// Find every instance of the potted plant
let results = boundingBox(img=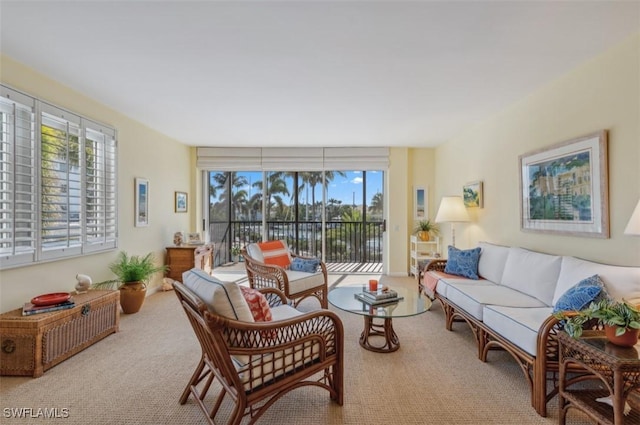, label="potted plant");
[93,251,168,314]
[555,298,640,347]
[231,245,242,263]
[414,220,439,241]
